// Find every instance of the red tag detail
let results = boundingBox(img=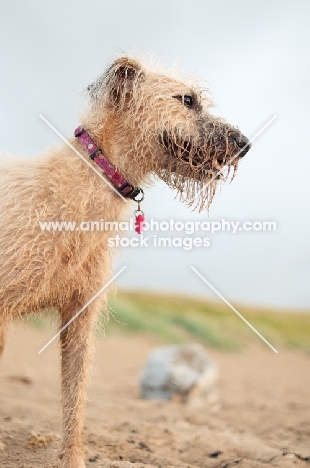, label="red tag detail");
[135,214,145,234]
